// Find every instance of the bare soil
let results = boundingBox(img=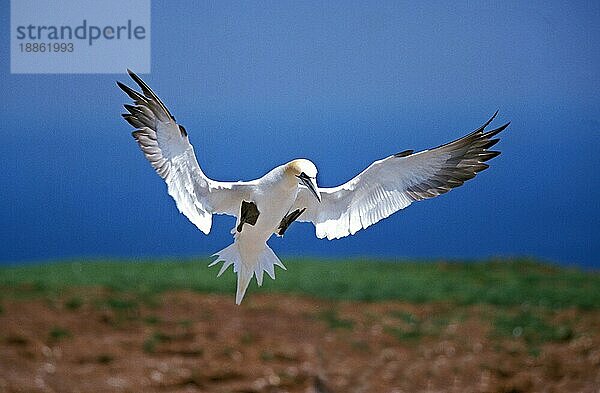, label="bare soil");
[0,291,598,393]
